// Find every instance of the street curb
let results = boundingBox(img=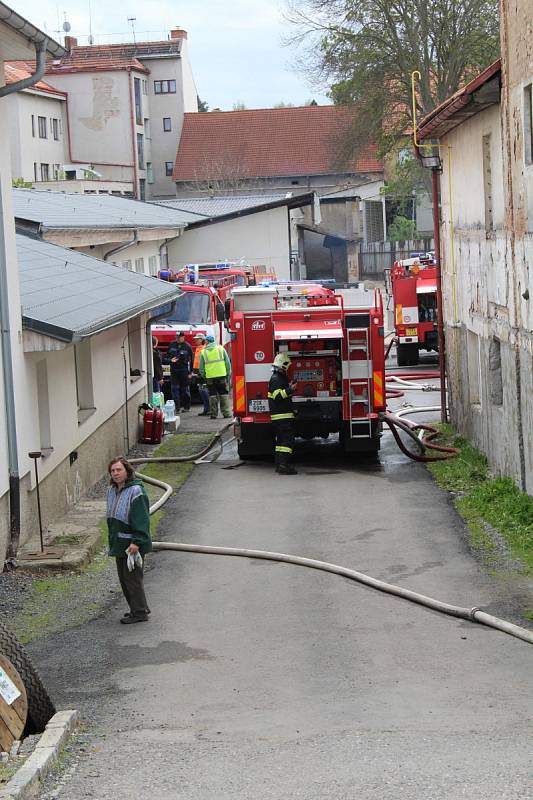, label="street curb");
[0,710,79,800]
